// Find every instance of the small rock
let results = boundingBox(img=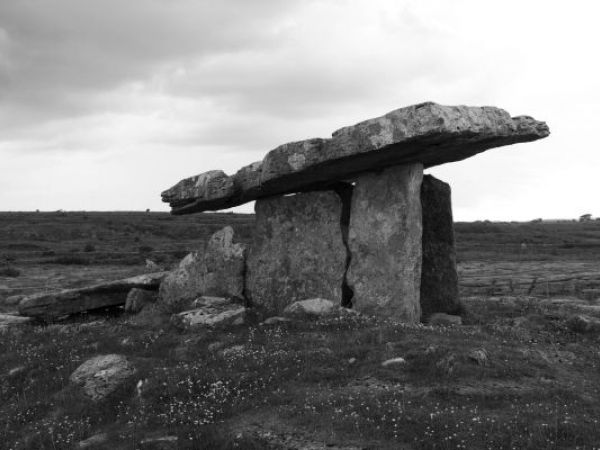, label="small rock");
[348,357,357,365]
[381,357,406,367]
[220,345,245,357]
[125,288,157,313]
[468,349,489,365]
[283,298,336,318]
[171,304,246,330]
[145,259,162,272]
[70,354,136,401]
[428,313,462,326]
[261,316,292,325]
[77,432,109,449]
[208,342,224,352]
[7,366,26,377]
